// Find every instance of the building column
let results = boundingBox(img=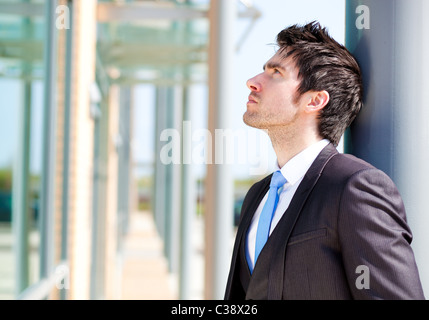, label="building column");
[346,0,429,295]
[179,85,195,299]
[164,85,182,274]
[39,0,58,287]
[205,0,236,300]
[153,86,168,239]
[12,2,34,295]
[68,0,97,300]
